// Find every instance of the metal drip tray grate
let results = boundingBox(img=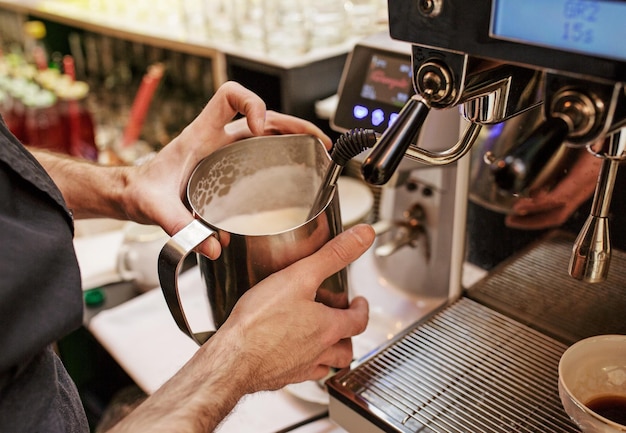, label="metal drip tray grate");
[466,231,626,345]
[327,298,579,433]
